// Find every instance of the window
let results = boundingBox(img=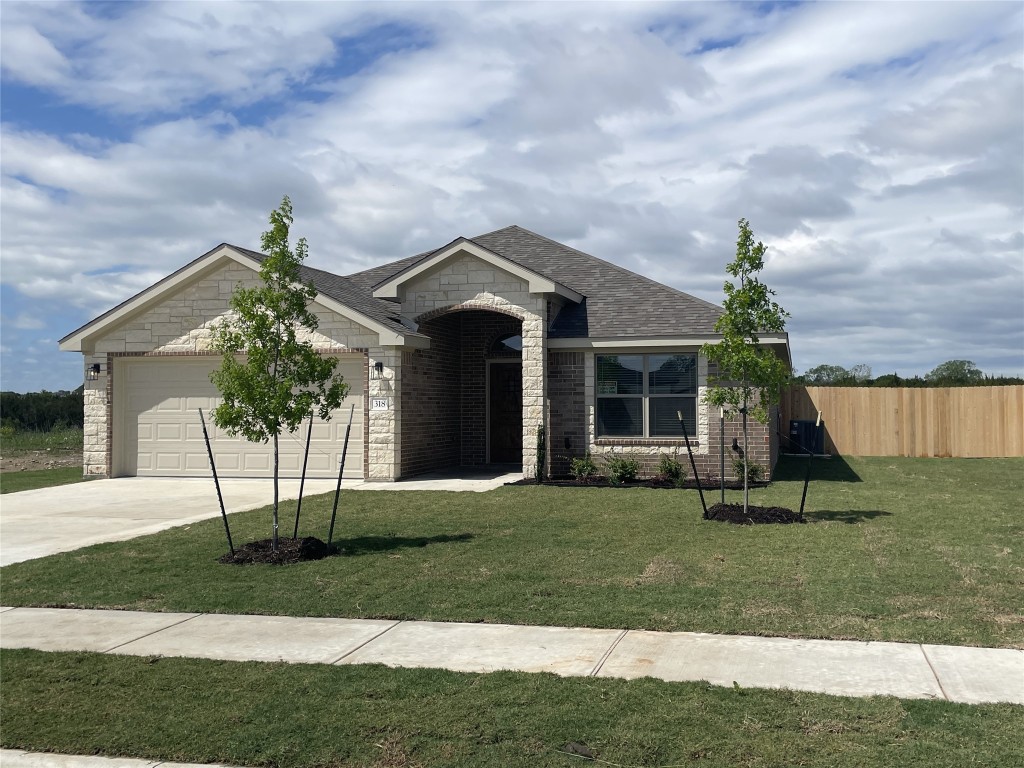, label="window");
[596,354,697,438]
[490,334,522,354]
